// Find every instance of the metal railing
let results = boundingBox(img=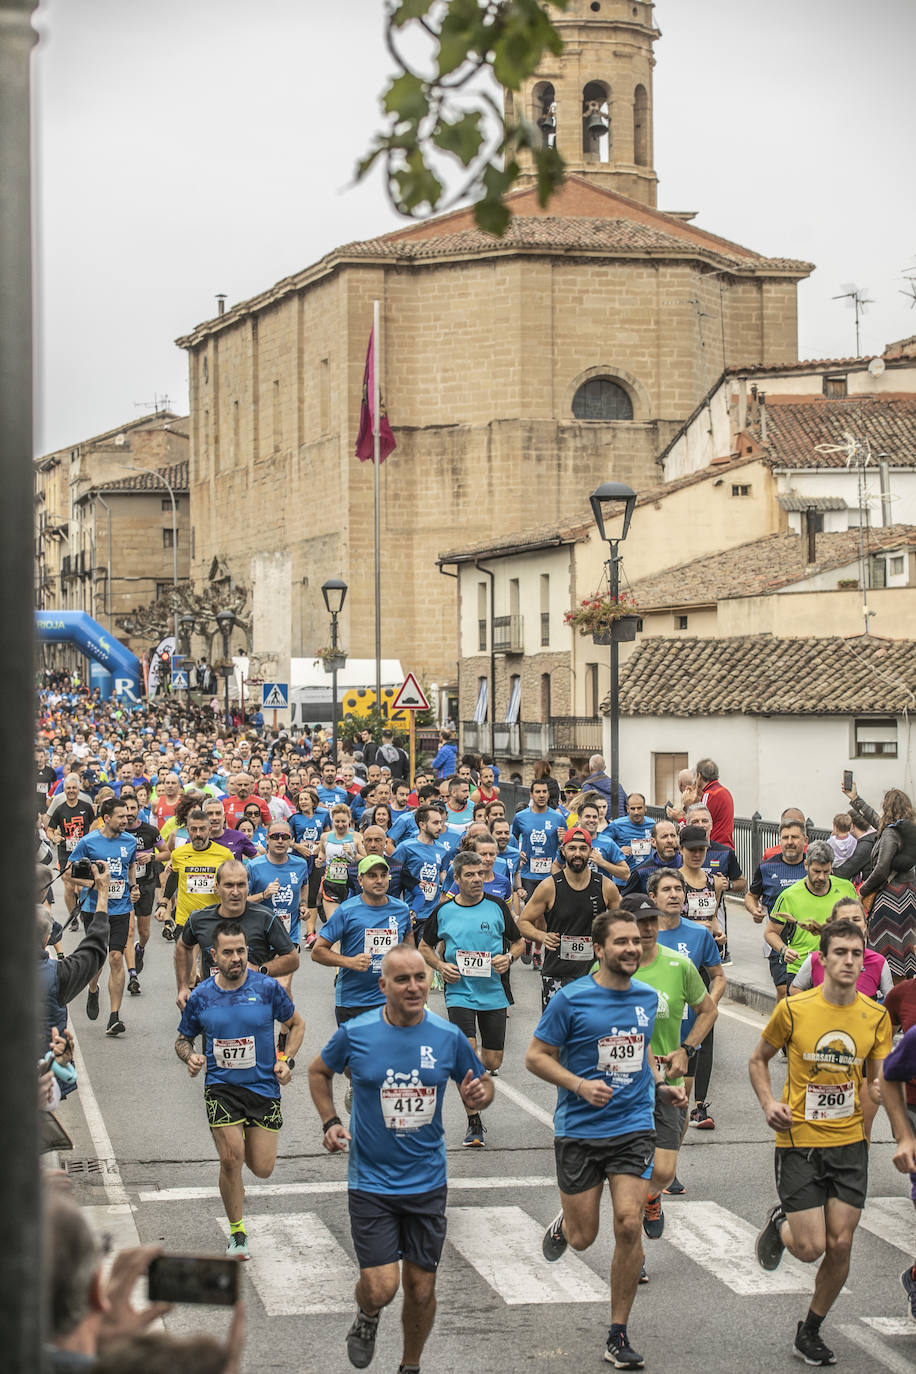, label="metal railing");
[645,806,829,877]
[493,614,523,653]
[550,716,603,753]
[462,715,604,761]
